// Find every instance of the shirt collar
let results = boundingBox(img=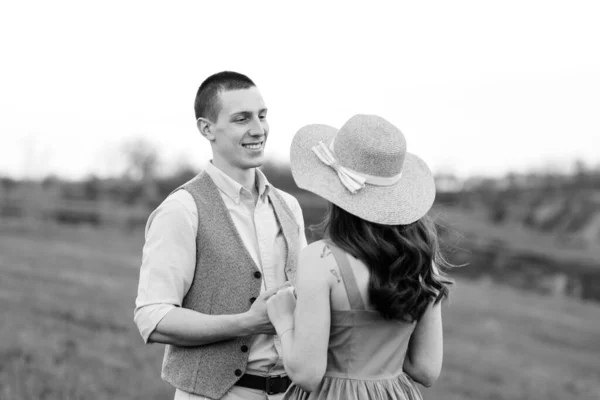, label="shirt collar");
[255,167,272,199]
[205,161,271,204]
